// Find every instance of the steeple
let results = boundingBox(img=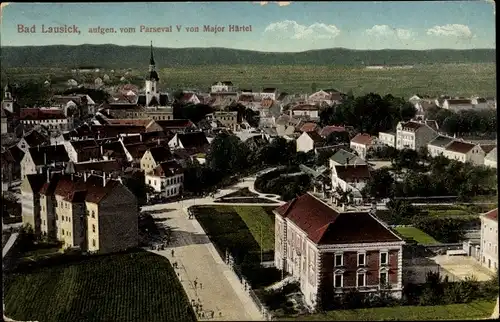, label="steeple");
[150,41,155,66]
[147,41,159,82]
